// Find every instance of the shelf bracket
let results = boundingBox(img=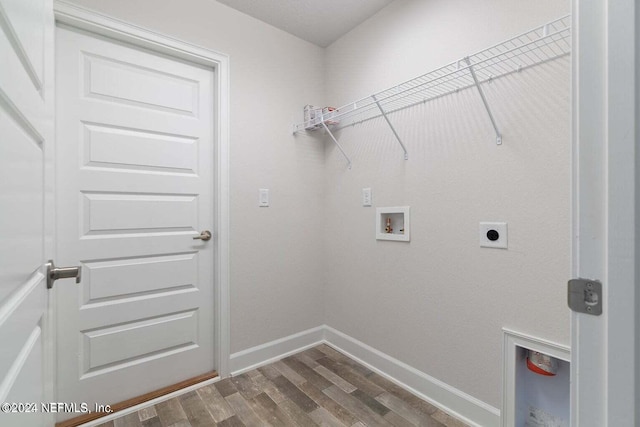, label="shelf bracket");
[372,94,409,160]
[465,57,503,145]
[321,120,352,169]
